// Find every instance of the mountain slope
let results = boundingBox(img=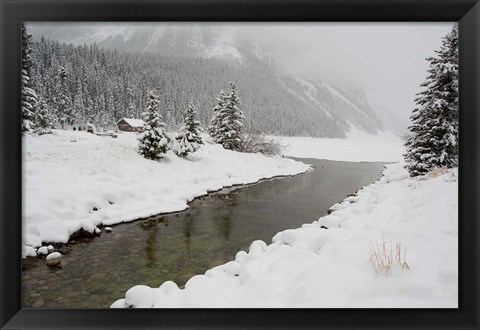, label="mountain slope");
[30,25,386,138]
